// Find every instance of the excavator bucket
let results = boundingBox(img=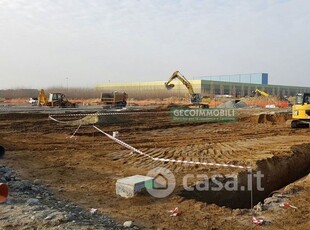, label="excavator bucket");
[0,183,8,203]
[165,83,175,90]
